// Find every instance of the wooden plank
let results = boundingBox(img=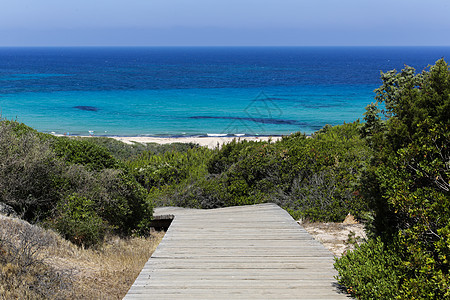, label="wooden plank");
[124,203,350,299]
